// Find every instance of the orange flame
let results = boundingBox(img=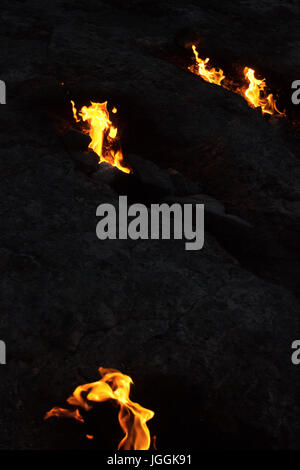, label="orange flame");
[242,67,285,115]
[188,46,285,116]
[44,367,154,450]
[70,100,130,174]
[44,407,84,422]
[189,45,225,86]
